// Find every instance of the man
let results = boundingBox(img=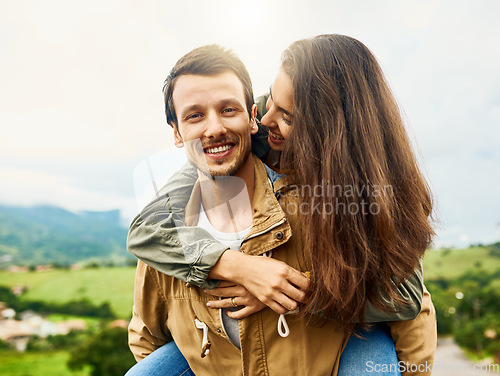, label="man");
[128,45,348,375]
